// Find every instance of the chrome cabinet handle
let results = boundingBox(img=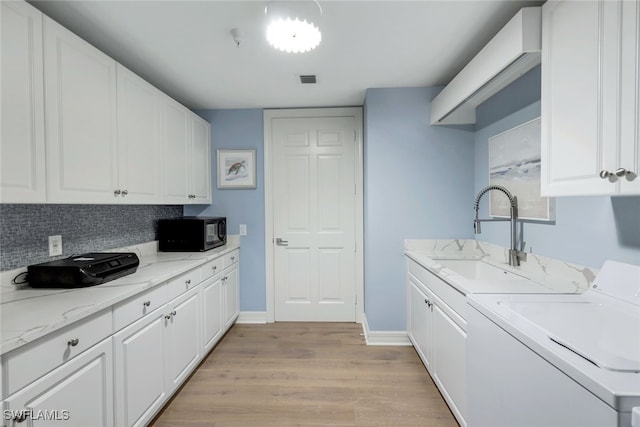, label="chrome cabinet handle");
[165,311,177,320]
[165,314,172,320]
[599,170,617,182]
[114,189,121,196]
[275,237,289,246]
[171,310,177,317]
[143,300,151,307]
[185,279,191,285]
[616,168,637,181]
[122,189,128,196]
[68,338,79,347]
[212,265,217,271]
[231,256,235,261]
